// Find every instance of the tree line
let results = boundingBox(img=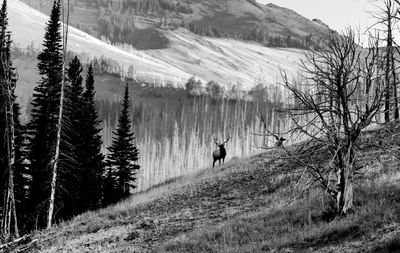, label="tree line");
[0,0,140,240]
